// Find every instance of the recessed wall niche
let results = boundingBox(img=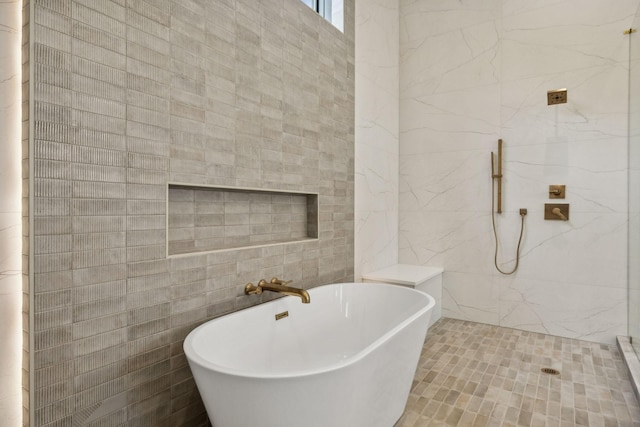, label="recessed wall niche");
[168,184,319,256]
